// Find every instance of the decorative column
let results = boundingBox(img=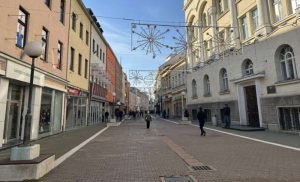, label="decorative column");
[228,0,240,48]
[208,7,218,55]
[195,20,205,66]
[255,0,272,35]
